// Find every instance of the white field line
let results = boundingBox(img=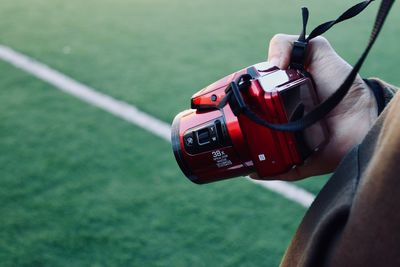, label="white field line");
[0,45,315,208]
